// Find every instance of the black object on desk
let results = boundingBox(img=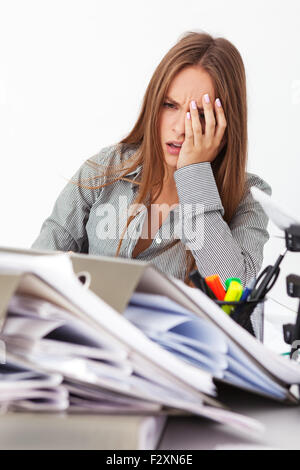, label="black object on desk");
[283,274,300,359]
[189,249,287,341]
[189,270,265,339]
[285,224,300,252]
[189,270,217,300]
[281,225,300,360]
[249,252,285,302]
[228,251,286,337]
[189,248,287,340]
[215,298,265,339]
